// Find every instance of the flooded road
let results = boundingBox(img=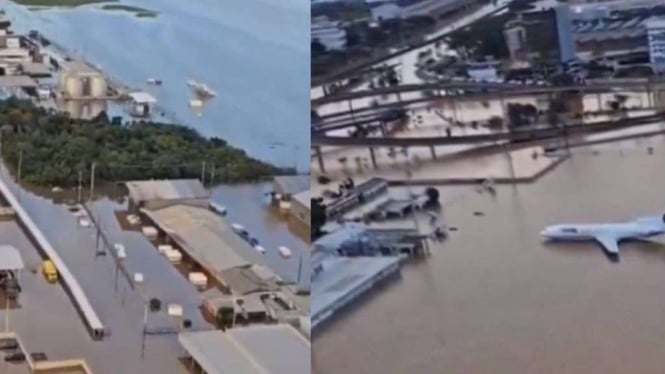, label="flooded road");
[313,136,665,374]
[1,0,309,168]
[210,183,310,286]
